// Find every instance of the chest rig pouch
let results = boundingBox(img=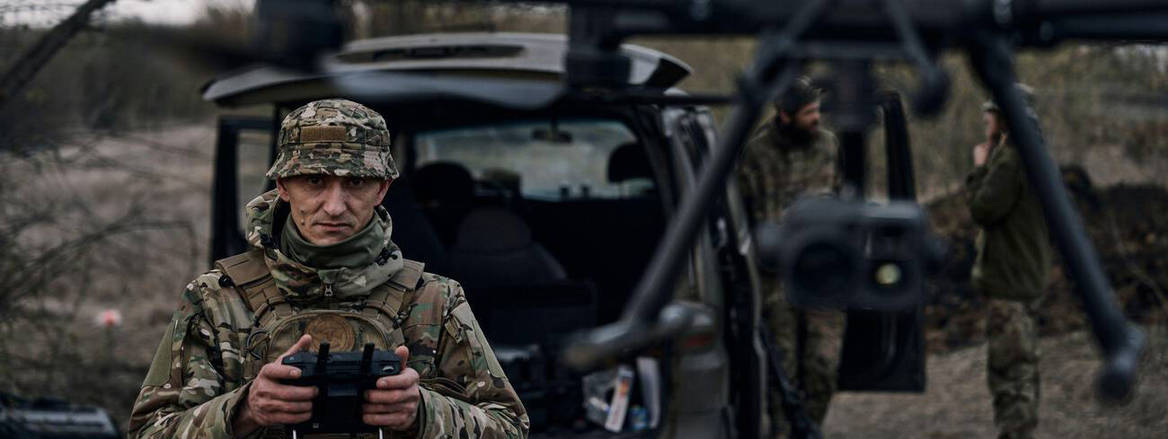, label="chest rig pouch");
[215,250,426,384]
